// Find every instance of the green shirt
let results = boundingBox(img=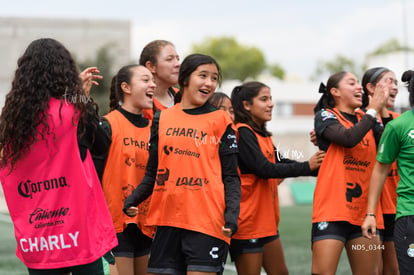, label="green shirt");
[376,109,414,219]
